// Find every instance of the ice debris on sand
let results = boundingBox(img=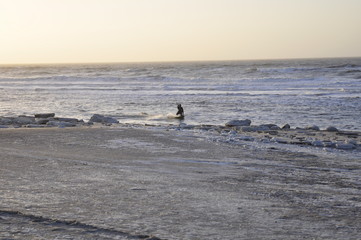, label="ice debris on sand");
[0,114,359,151]
[0,113,119,128]
[89,114,119,124]
[172,119,360,151]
